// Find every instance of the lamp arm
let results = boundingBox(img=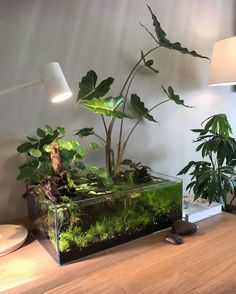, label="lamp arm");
[0,79,43,97]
